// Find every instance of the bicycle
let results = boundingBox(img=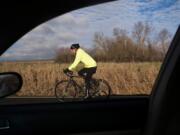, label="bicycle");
[55,71,111,102]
